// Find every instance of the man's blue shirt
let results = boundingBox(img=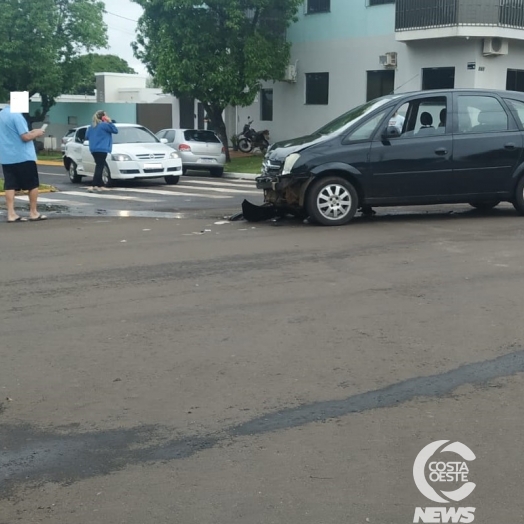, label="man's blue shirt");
[0,106,37,164]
